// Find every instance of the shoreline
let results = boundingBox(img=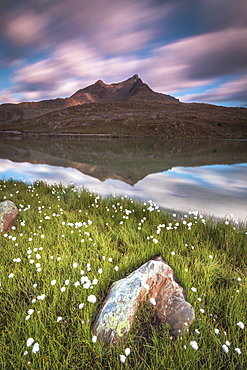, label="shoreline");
[1,130,247,140]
